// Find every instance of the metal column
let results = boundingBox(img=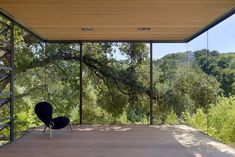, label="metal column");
[79,42,83,125]
[150,42,153,125]
[9,20,15,141]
